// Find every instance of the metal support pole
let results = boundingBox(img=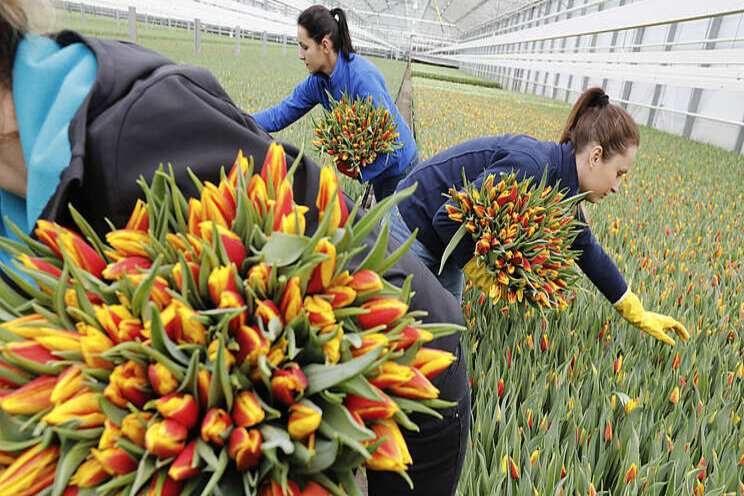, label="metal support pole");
[262,31,267,55]
[647,23,677,127]
[682,16,722,139]
[194,18,202,54]
[80,2,85,22]
[283,34,287,56]
[115,9,120,27]
[128,6,137,43]
[235,26,241,55]
[620,27,646,109]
